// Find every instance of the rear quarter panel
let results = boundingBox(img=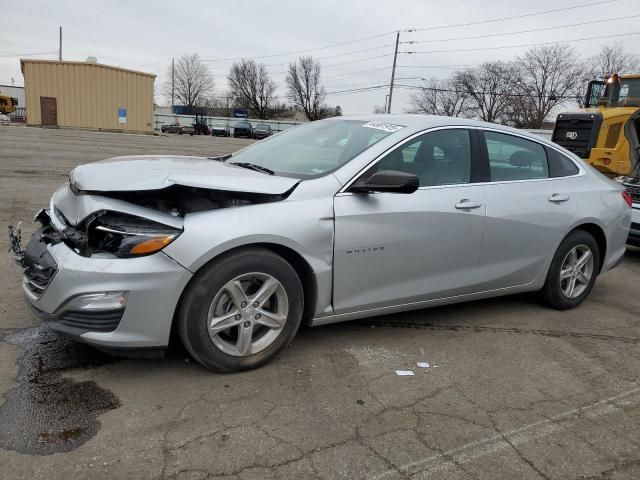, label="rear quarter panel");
[569,174,630,270]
